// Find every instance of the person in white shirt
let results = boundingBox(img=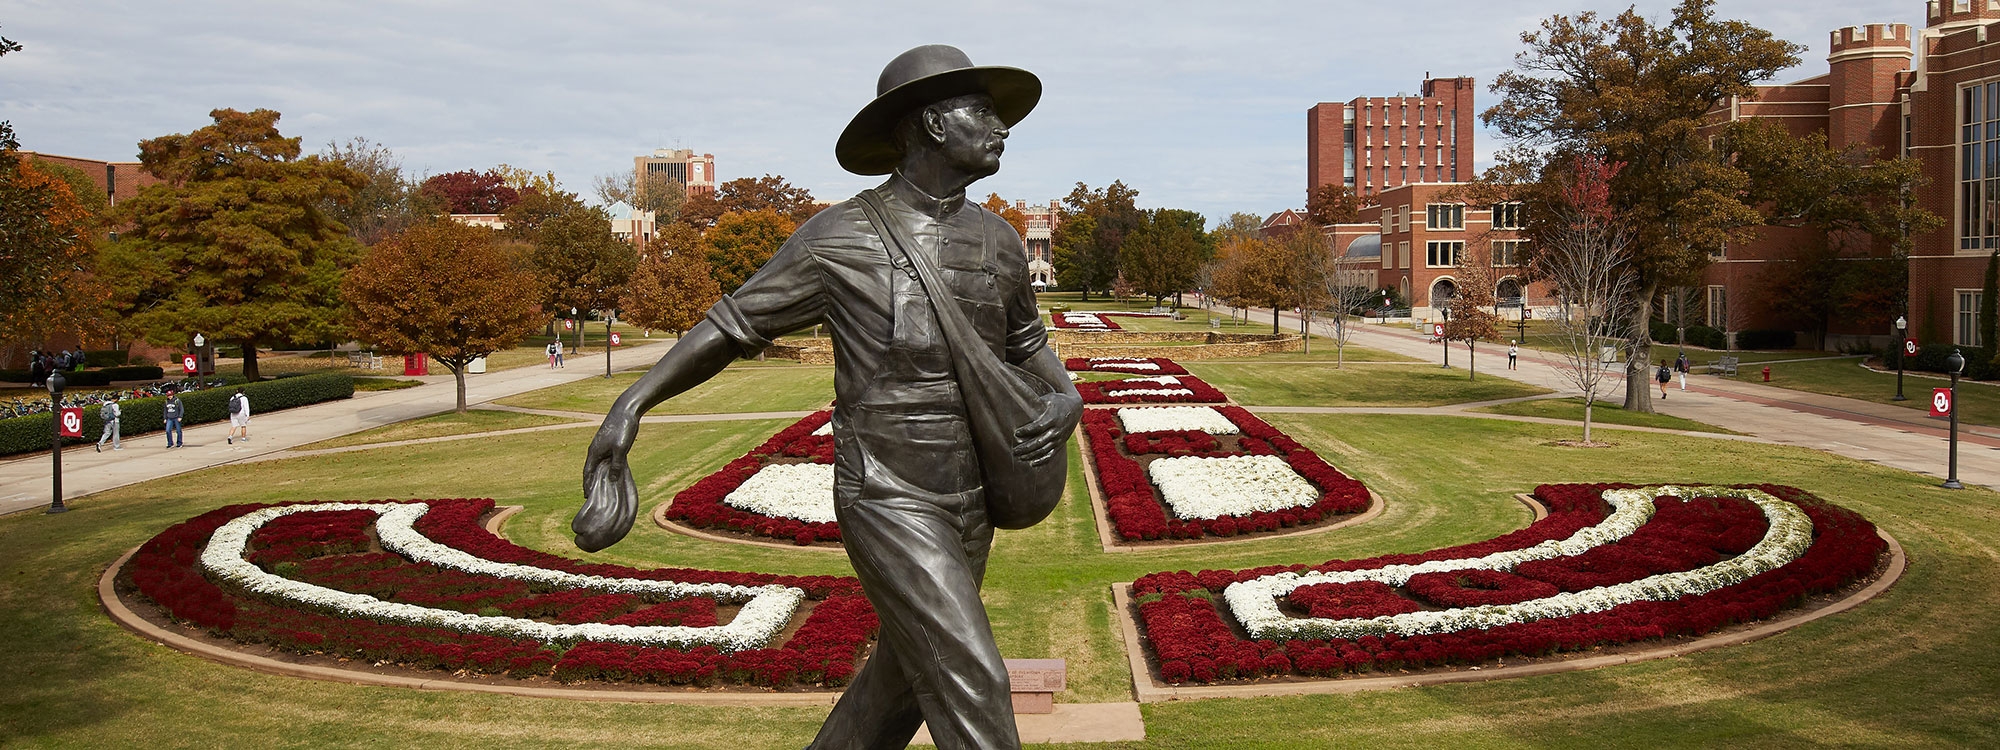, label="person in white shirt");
[226,388,251,444]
